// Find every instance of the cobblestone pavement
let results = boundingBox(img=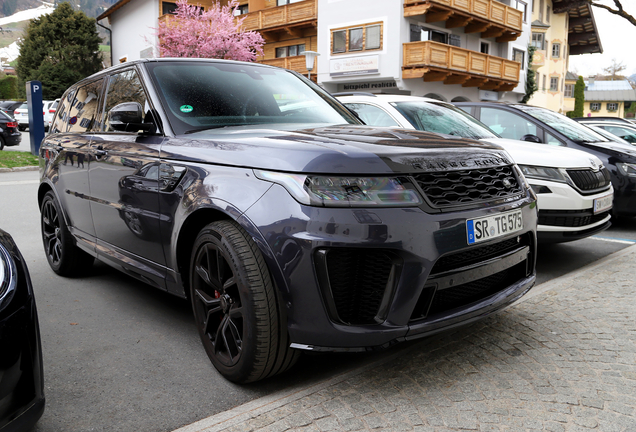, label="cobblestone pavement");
[175,246,636,432]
